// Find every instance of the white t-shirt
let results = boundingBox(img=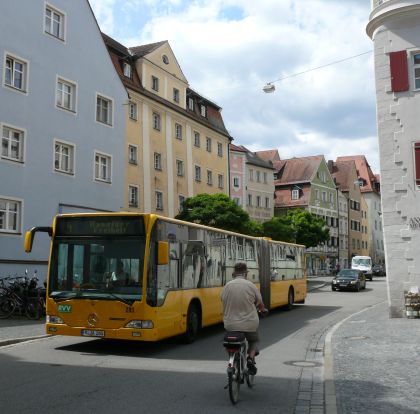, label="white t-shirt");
[221,276,262,332]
